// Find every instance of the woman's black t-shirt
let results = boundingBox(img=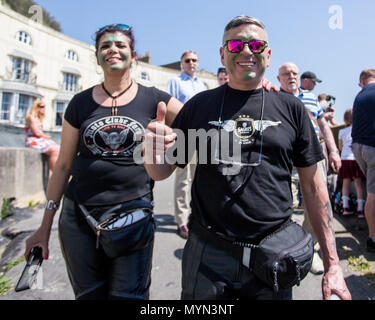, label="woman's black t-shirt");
[64,84,171,205]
